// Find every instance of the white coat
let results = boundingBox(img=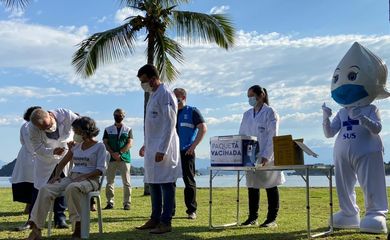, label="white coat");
[11,122,35,184]
[144,84,181,184]
[239,104,285,189]
[29,108,78,189]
